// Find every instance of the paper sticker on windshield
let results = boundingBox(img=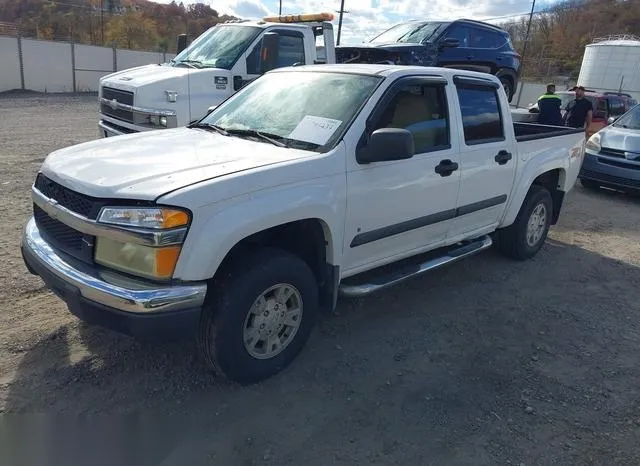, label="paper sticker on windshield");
[288,116,342,146]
